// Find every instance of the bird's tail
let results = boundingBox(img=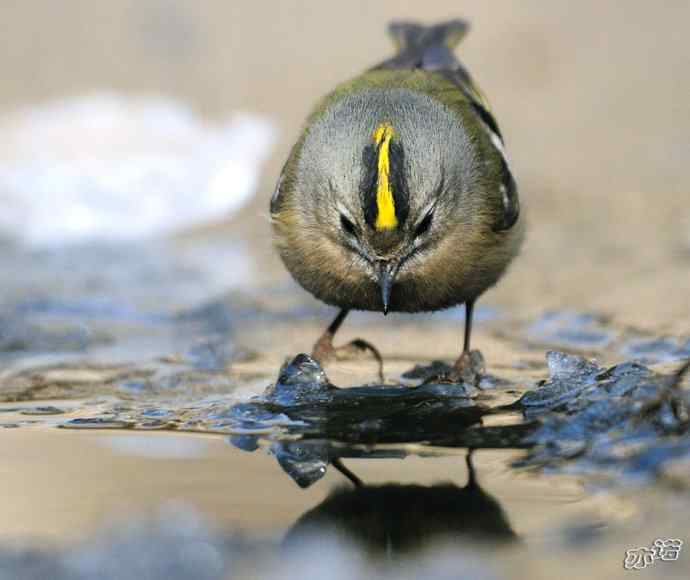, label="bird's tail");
[388,19,469,54]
